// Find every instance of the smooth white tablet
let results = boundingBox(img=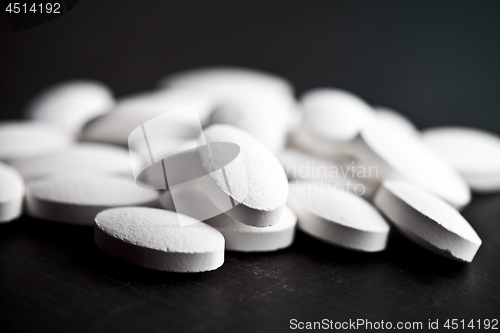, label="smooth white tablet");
[159,67,294,101]
[199,125,288,227]
[278,149,378,199]
[374,179,482,262]
[374,106,418,135]
[95,207,224,272]
[81,89,214,146]
[288,182,390,252]
[0,121,71,161]
[26,174,159,225]
[422,127,500,193]
[296,88,375,155]
[160,187,297,252]
[209,95,293,153]
[353,117,471,209]
[0,162,25,222]
[10,143,142,181]
[25,80,115,135]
